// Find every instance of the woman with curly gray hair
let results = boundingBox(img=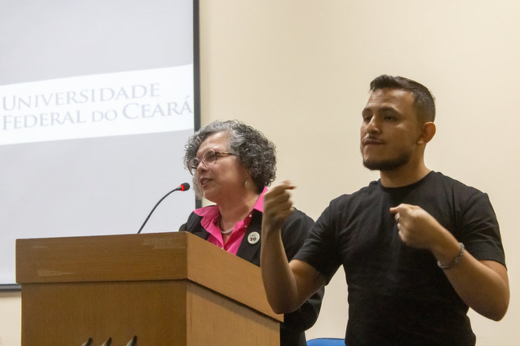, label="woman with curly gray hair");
[183,119,277,197]
[179,120,323,346]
